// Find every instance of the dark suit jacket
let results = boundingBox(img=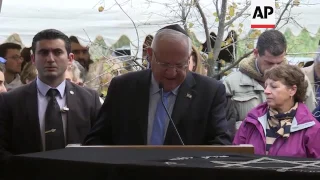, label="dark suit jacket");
[0,80,101,164]
[84,70,232,145]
